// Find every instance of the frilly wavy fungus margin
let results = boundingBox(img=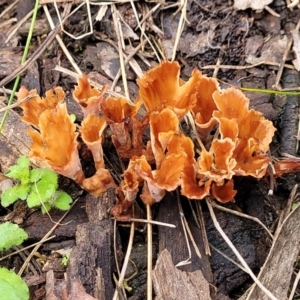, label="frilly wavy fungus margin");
[18,60,294,221]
